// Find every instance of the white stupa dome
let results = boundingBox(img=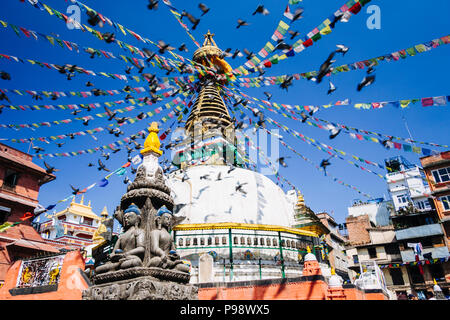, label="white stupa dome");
[304,252,317,262]
[166,165,296,227]
[329,274,344,288]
